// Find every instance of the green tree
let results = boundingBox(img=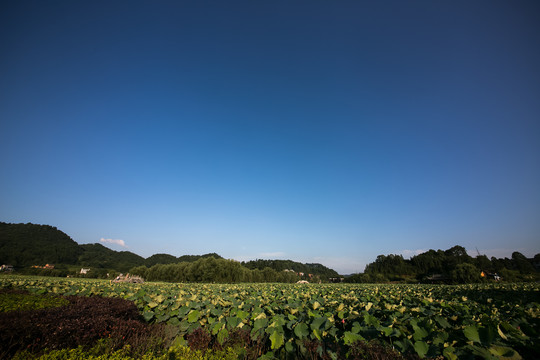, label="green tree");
[145,253,178,267]
[444,245,472,273]
[411,249,446,276]
[511,252,535,274]
[130,265,148,279]
[0,222,82,267]
[364,254,413,278]
[451,263,481,283]
[474,255,492,272]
